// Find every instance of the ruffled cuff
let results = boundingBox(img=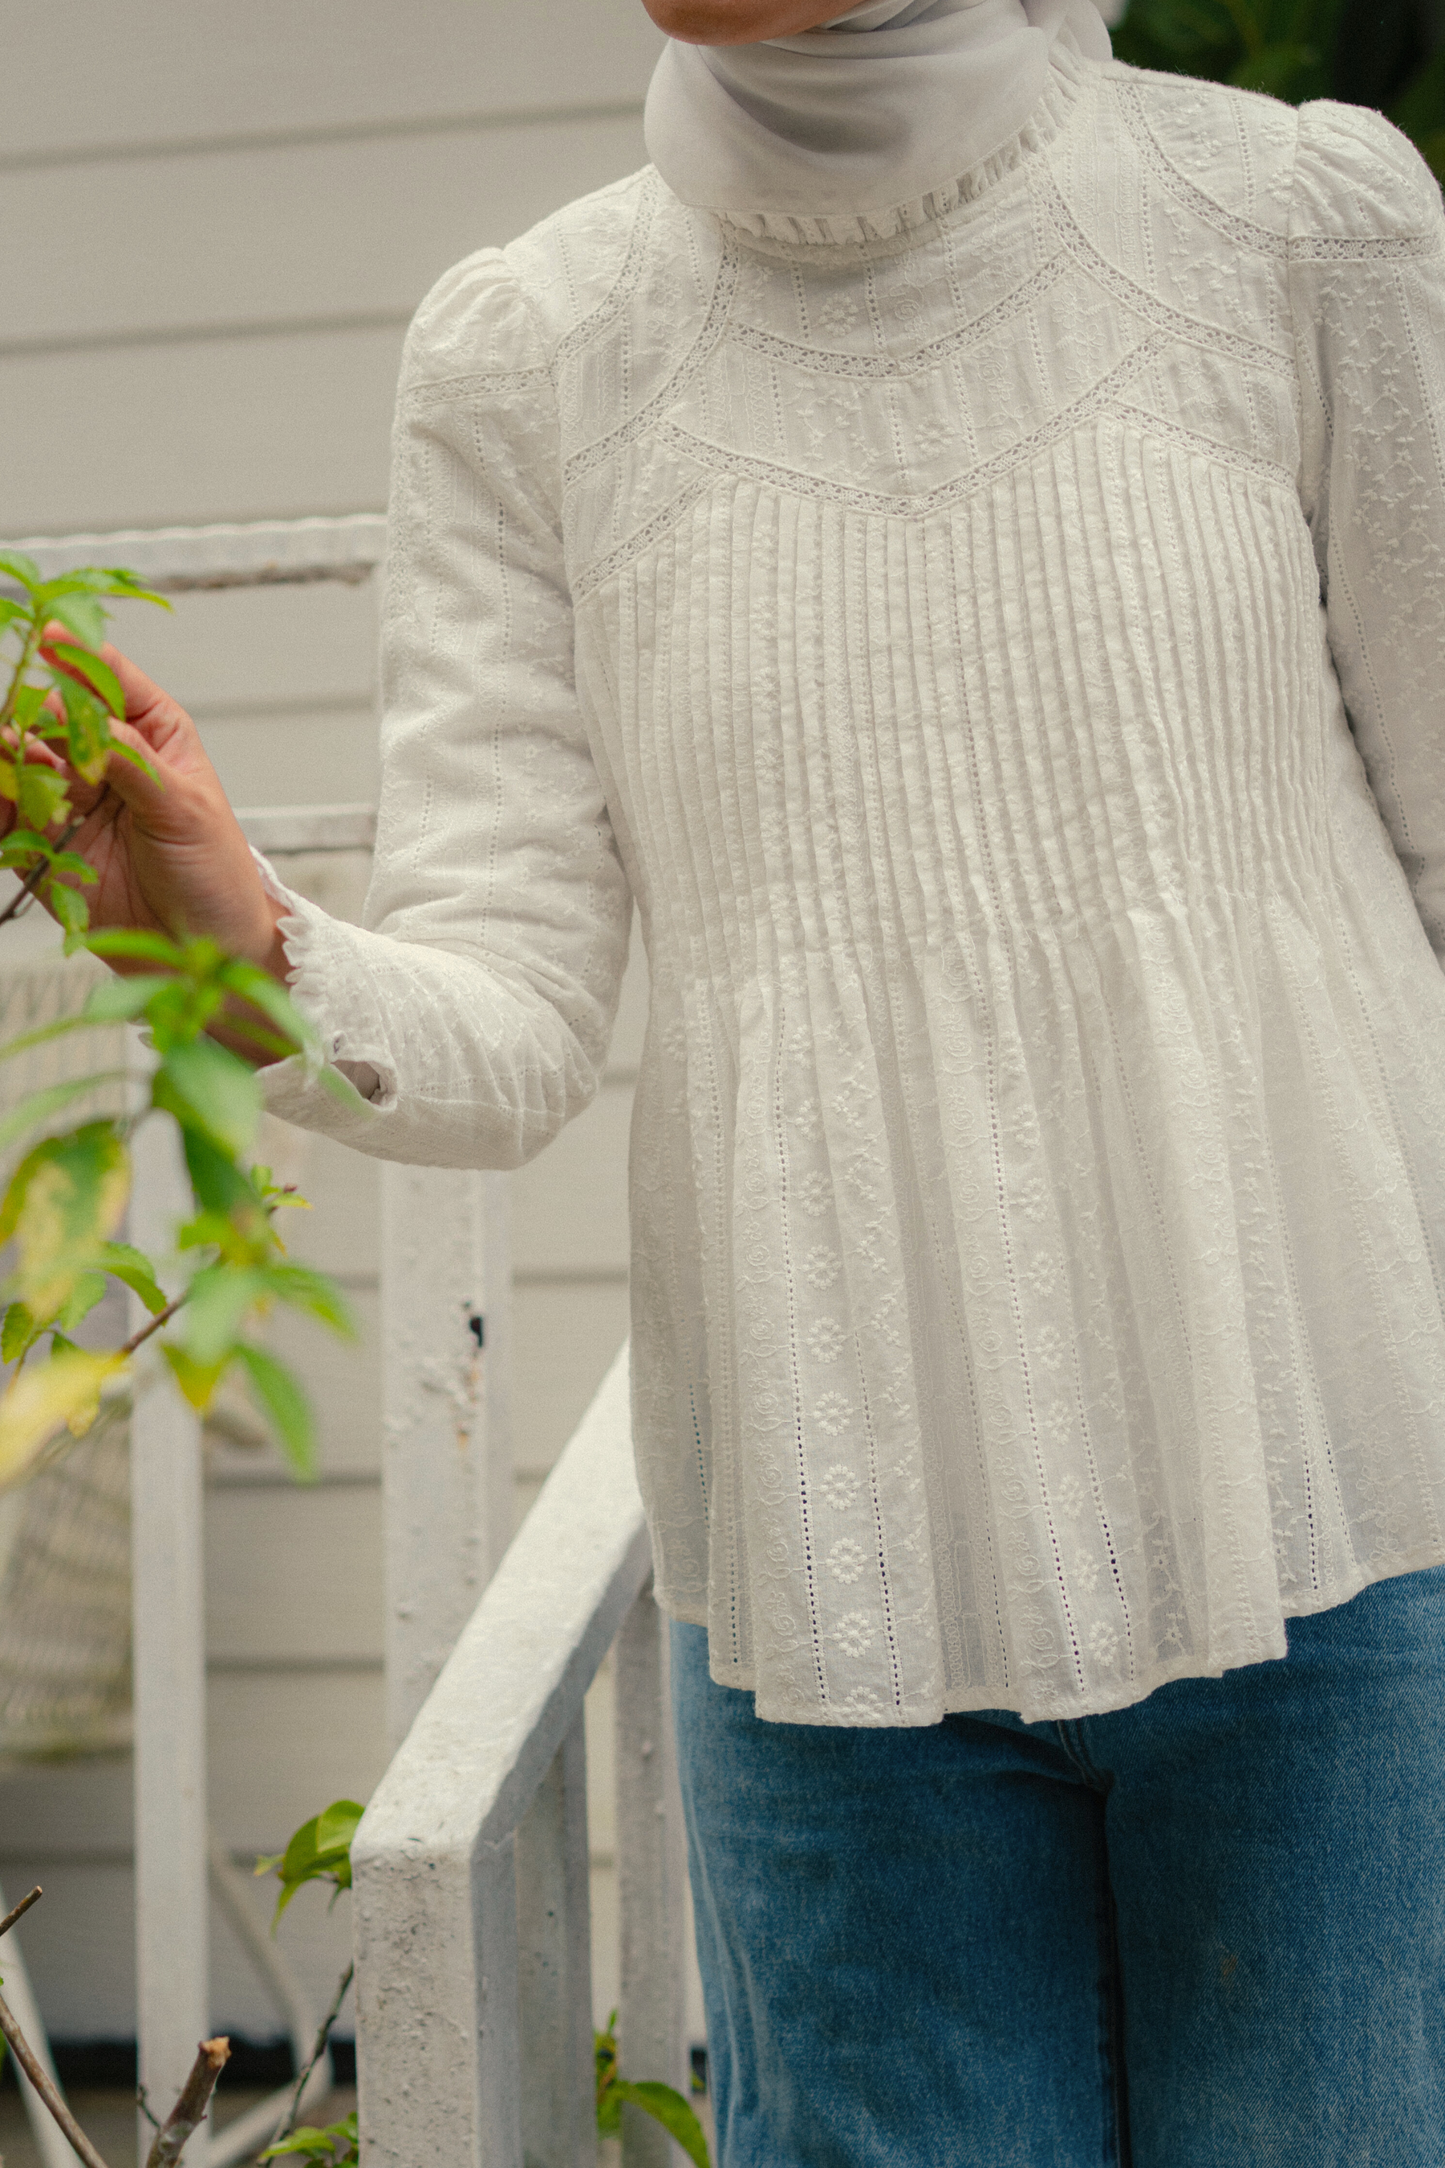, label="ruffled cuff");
[251,849,388,1120]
